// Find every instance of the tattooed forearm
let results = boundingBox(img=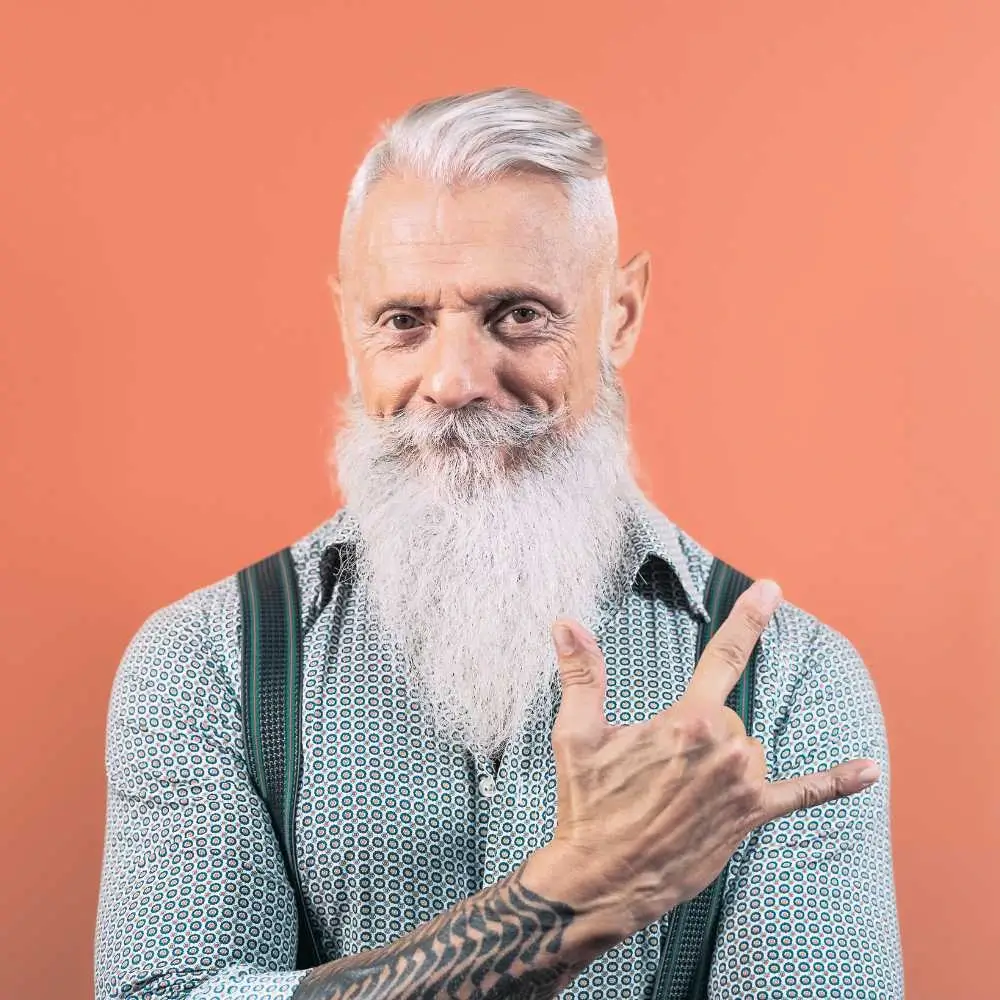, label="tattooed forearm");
[290,868,587,1000]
